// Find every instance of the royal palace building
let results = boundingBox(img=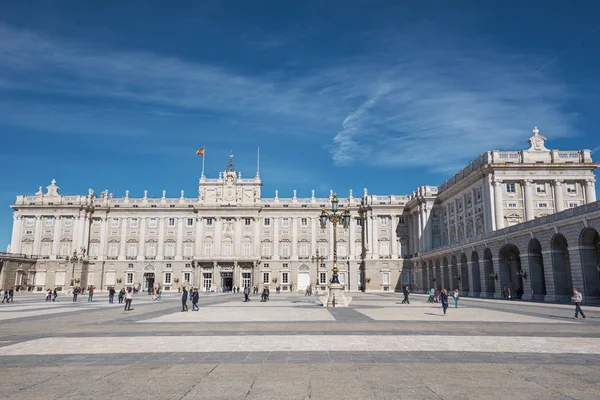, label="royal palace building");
[2,128,598,296]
